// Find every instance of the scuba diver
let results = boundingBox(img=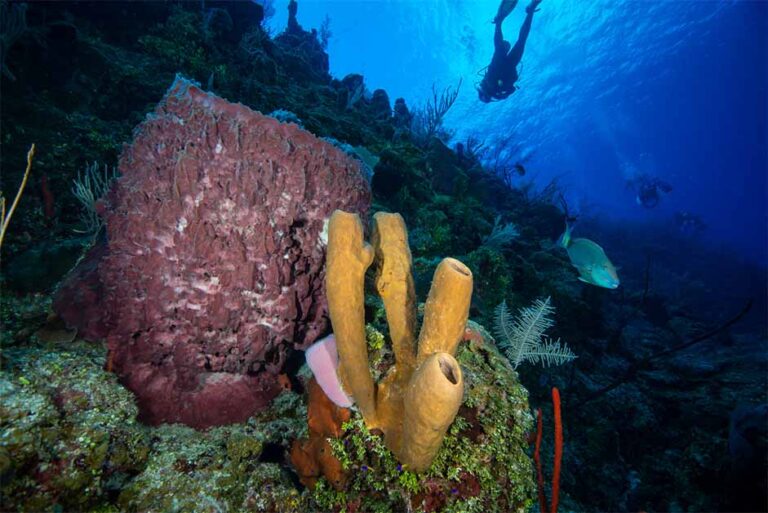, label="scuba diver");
[675,211,707,235]
[629,174,673,208]
[478,0,543,103]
